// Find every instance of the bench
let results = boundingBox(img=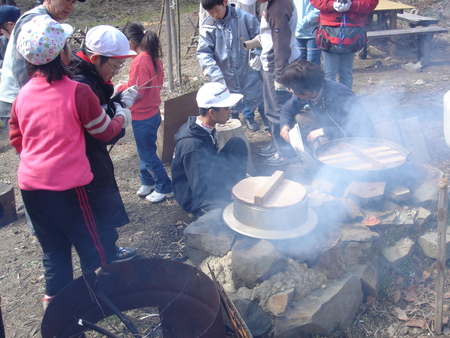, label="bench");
[397,12,439,27]
[366,26,448,66]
